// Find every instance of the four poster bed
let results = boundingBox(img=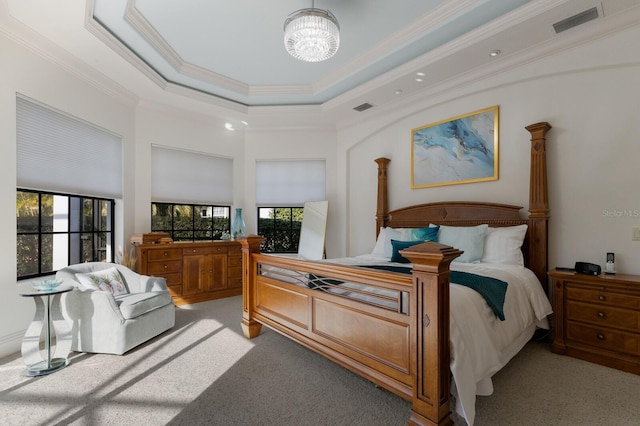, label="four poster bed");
[238,122,553,425]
